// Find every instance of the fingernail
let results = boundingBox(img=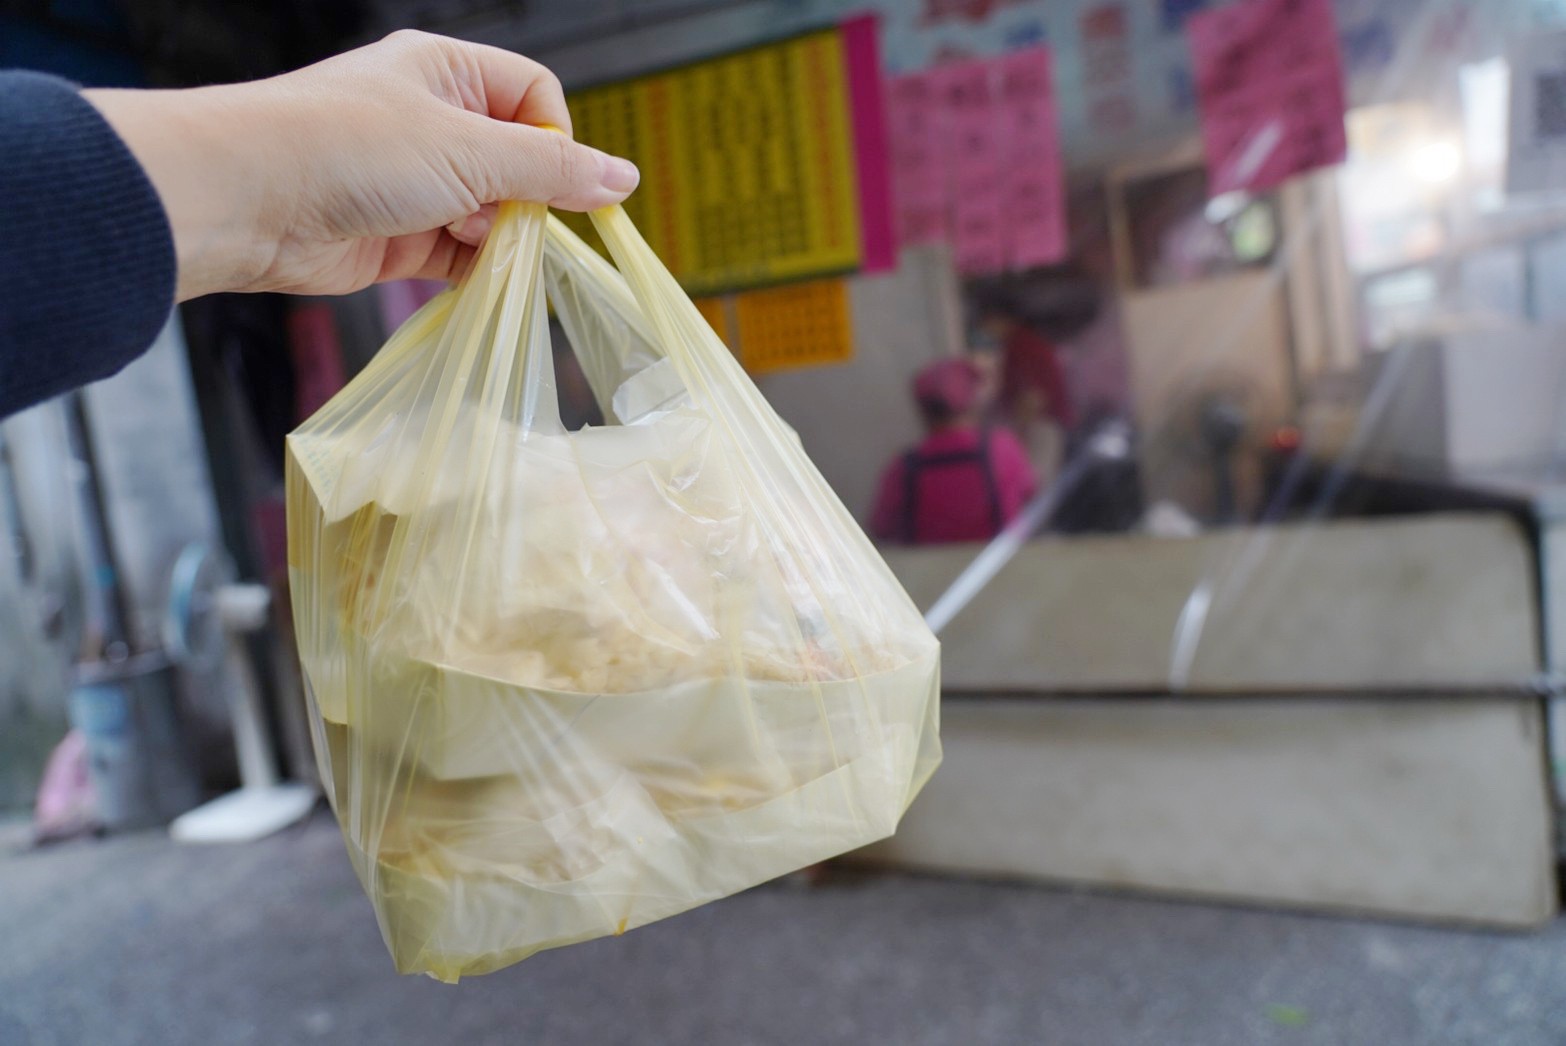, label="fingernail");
[595,149,640,194]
